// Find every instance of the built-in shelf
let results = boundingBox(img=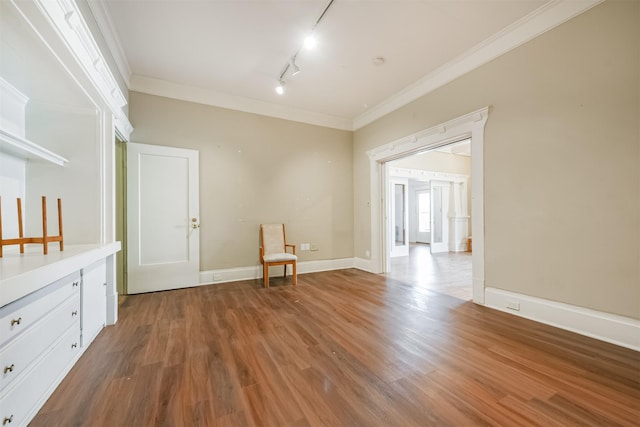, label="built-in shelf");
[0,128,67,166]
